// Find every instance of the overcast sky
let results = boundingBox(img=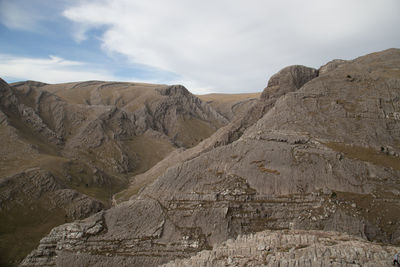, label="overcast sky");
[0,0,399,94]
